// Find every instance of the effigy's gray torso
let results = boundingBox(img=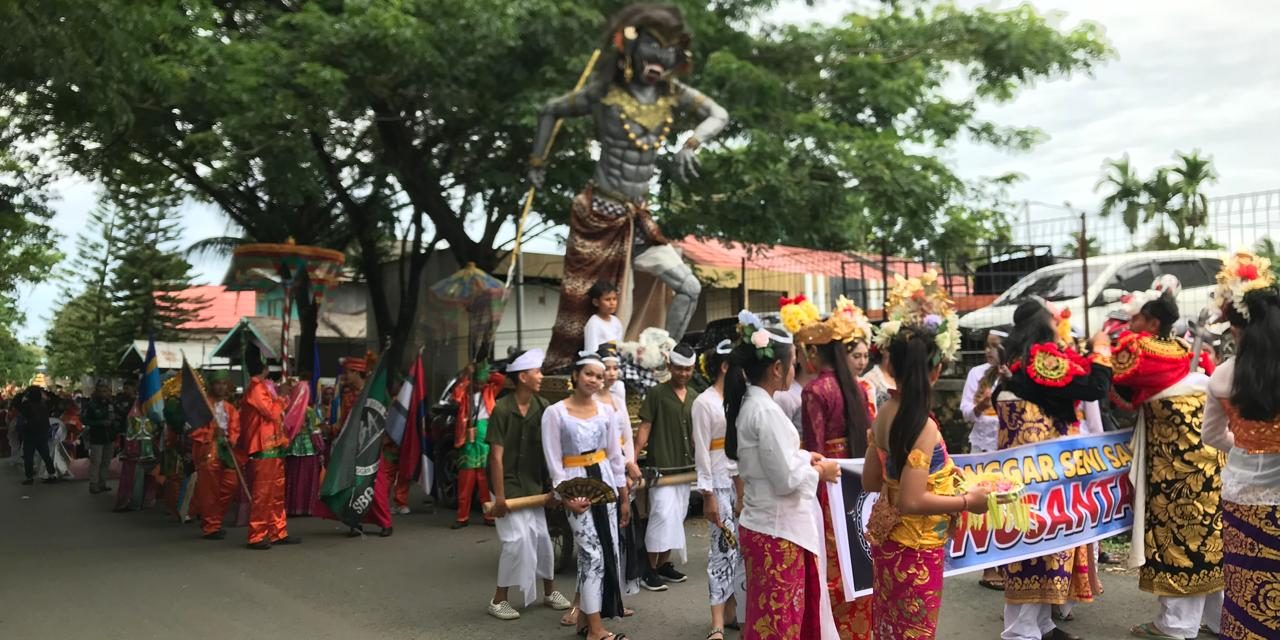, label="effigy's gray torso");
[591,85,663,203]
